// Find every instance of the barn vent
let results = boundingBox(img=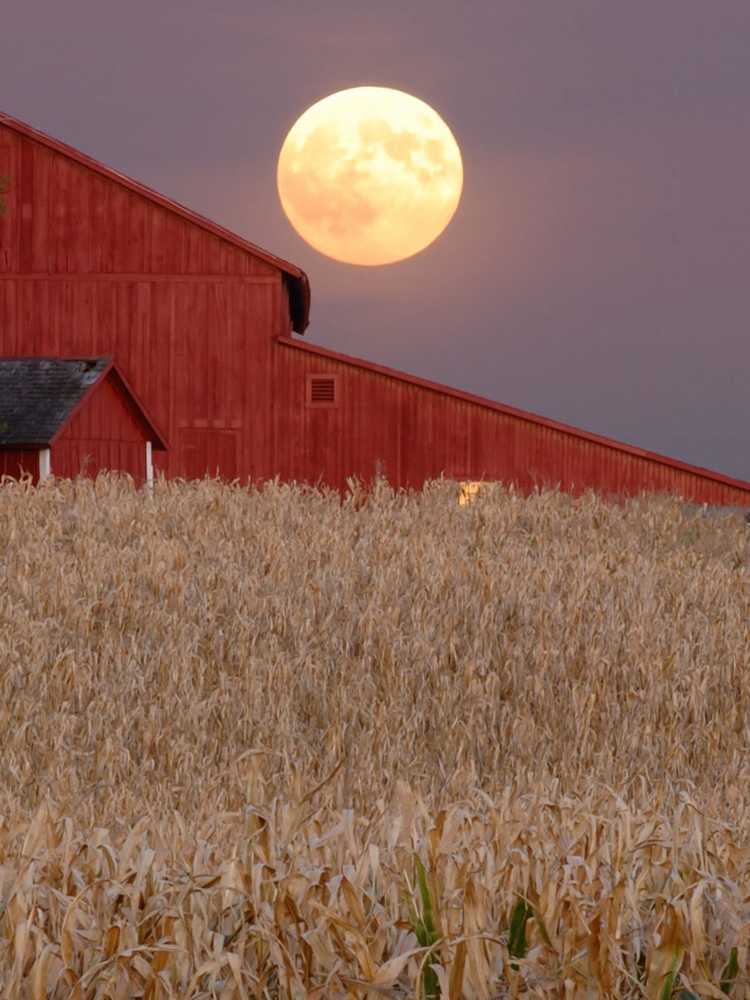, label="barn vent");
[307,374,339,407]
